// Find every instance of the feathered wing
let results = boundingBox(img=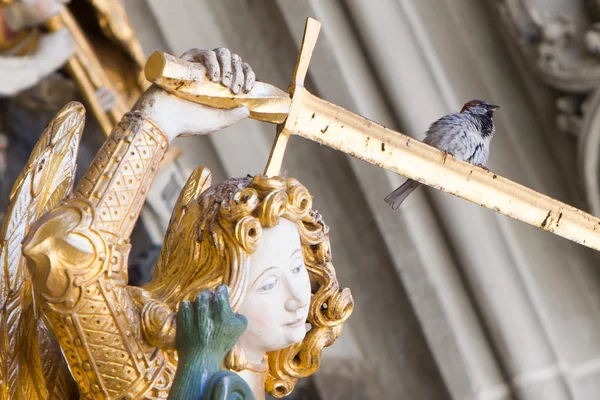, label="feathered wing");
[152,166,212,280]
[0,102,86,400]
